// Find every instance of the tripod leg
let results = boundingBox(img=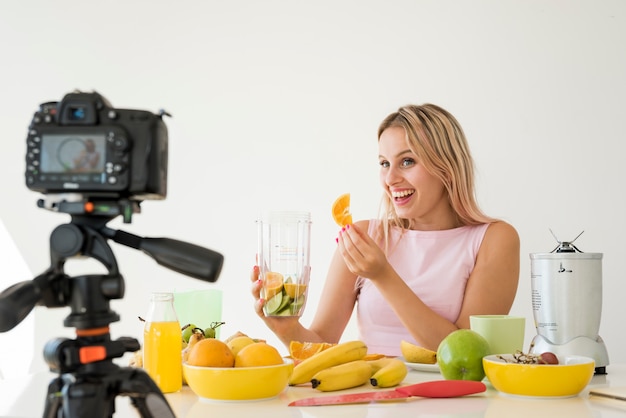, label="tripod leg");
[62,377,116,418]
[43,374,117,418]
[130,393,176,418]
[43,370,175,418]
[119,368,176,418]
[43,377,64,418]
